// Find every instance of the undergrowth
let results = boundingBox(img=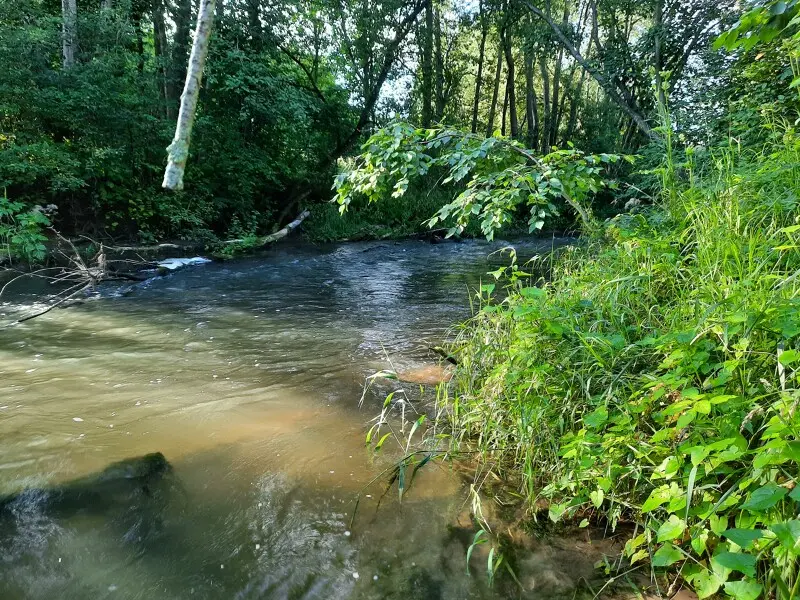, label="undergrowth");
[442,136,800,599]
